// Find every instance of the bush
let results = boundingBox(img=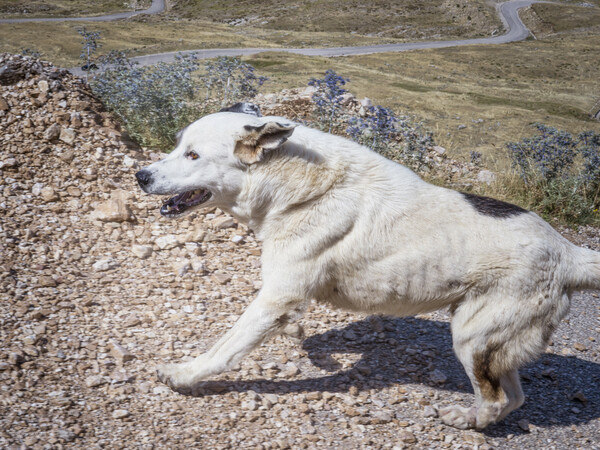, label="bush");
[308,70,349,133]
[346,105,433,171]
[81,32,268,149]
[91,52,202,149]
[507,124,600,223]
[347,105,397,153]
[202,57,267,106]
